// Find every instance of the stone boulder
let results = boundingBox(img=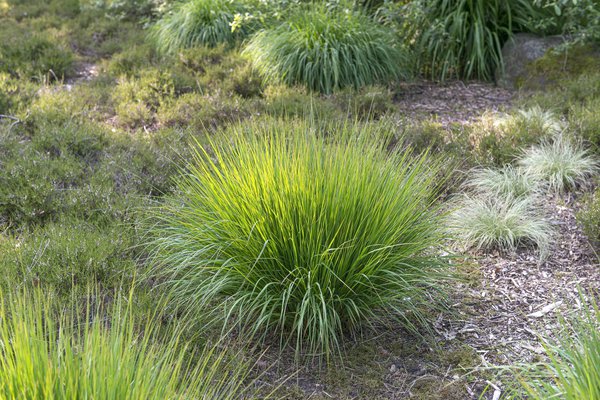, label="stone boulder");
[496,33,566,89]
